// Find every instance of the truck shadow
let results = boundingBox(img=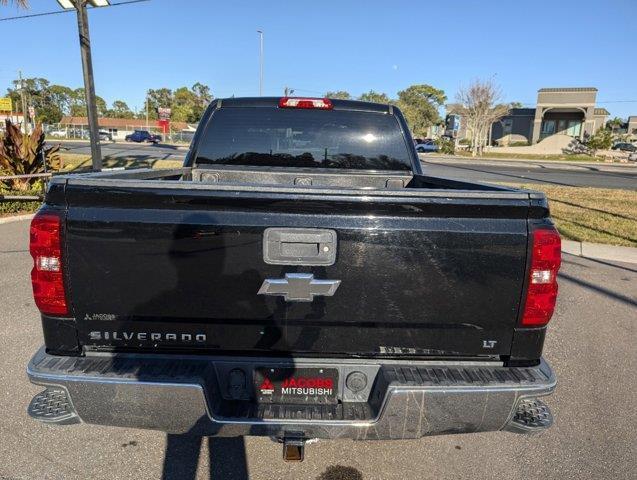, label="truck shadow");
[162,432,249,480]
[137,216,317,479]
